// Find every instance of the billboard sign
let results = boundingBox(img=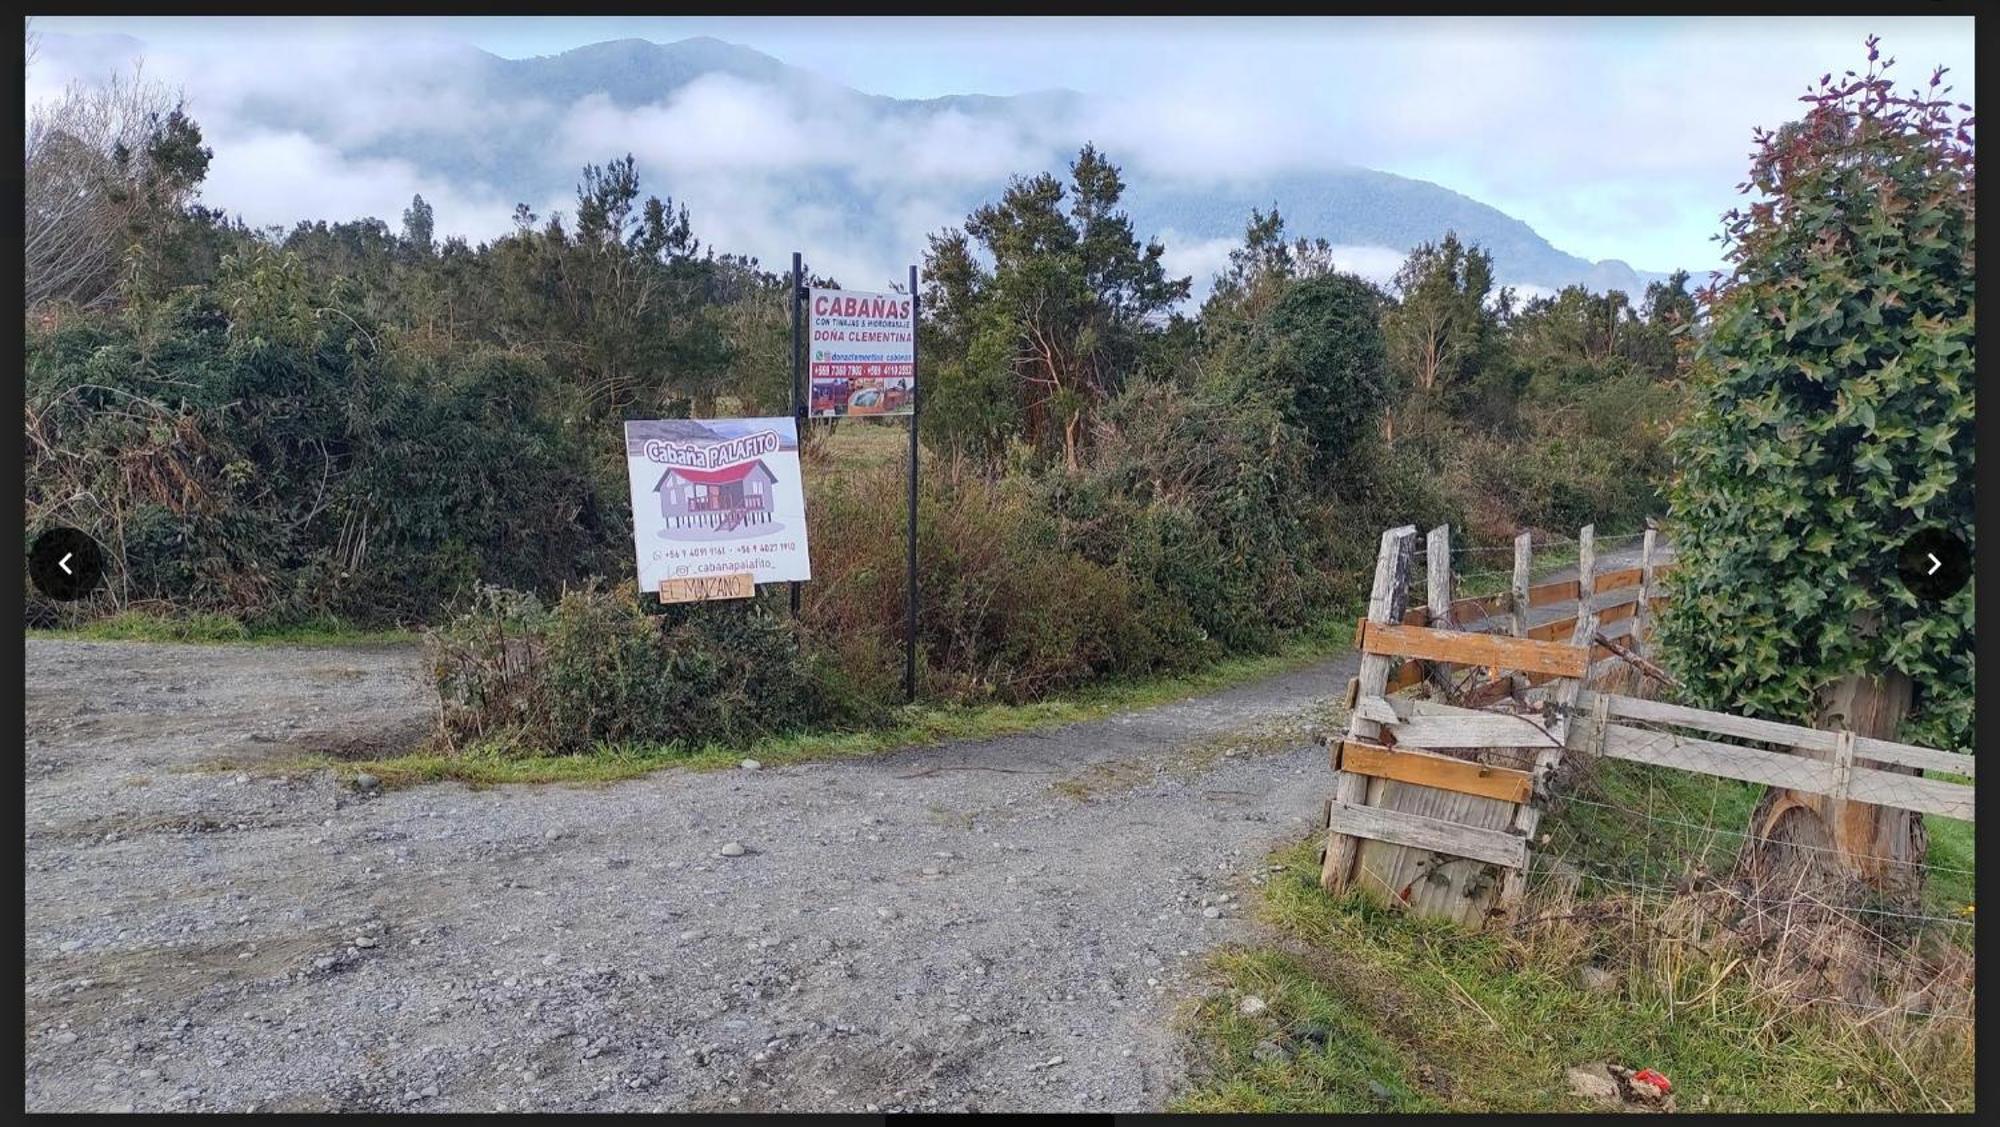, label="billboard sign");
[623,417,811,599]
[807,287,915,417]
